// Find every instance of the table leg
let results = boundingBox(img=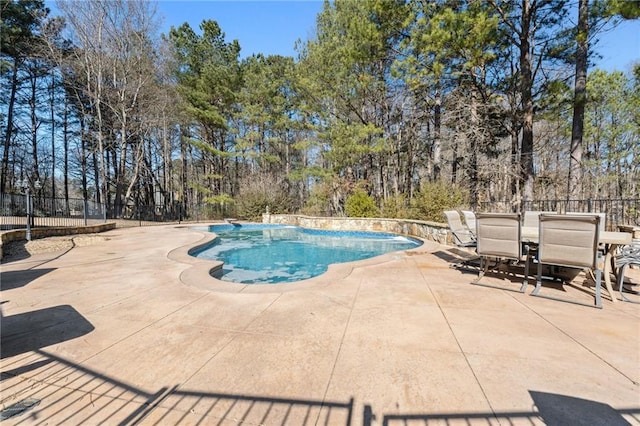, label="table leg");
[603,244,619,303]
